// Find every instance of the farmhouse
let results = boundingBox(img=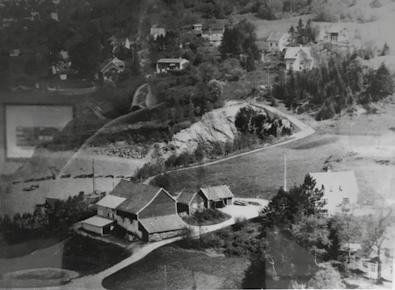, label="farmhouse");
[309,170,359,215]
[266,32,289,53]
[81,180,187,242]
[156,58,189,73]
[284,46,315,72]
